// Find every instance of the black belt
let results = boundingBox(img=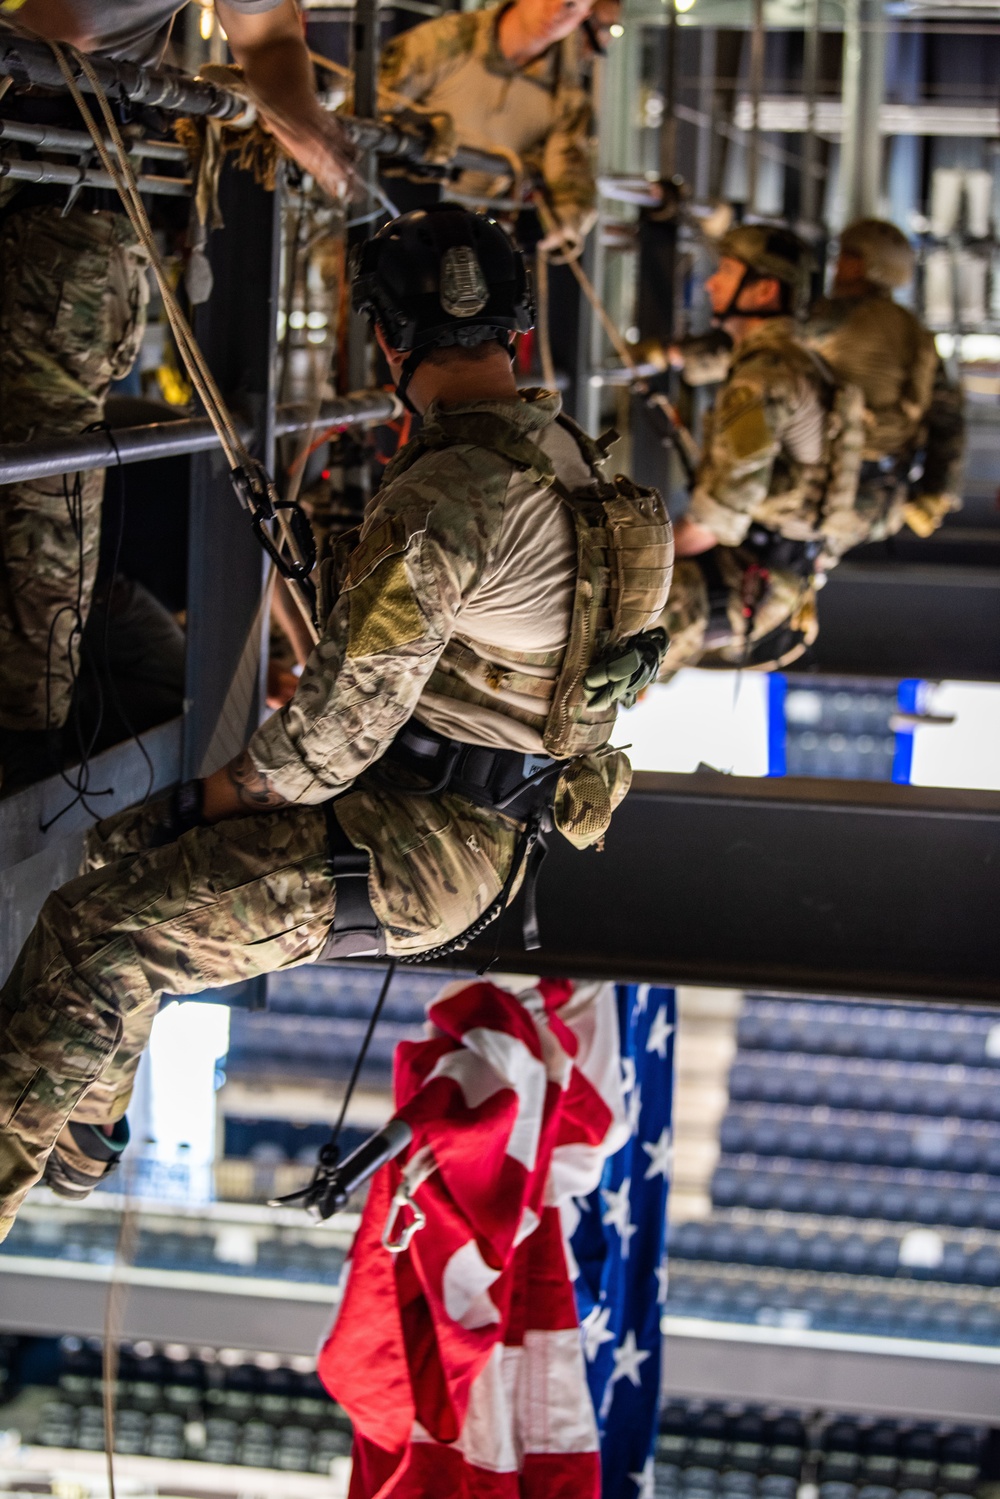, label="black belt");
[382,719,560,824]
[319,722,561,963]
